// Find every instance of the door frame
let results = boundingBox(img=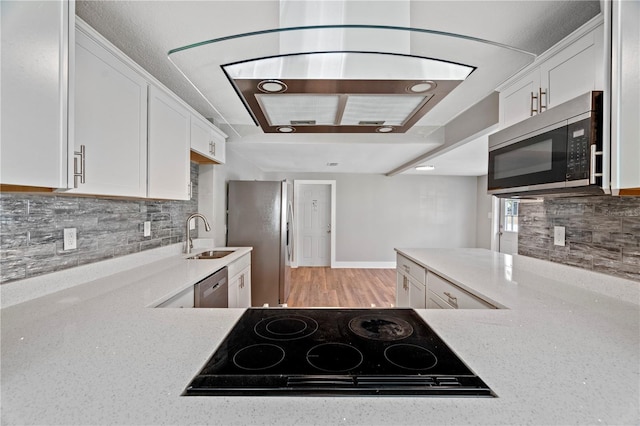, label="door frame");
[293,180,336,268]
